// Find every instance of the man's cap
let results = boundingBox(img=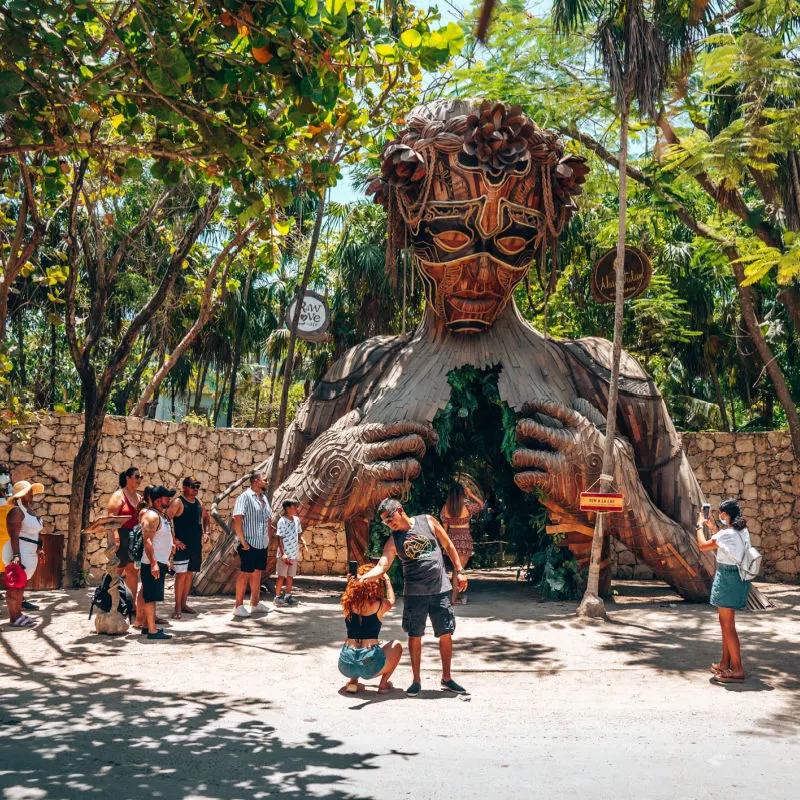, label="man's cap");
[150,485,176,500]
[183,476,201,487]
